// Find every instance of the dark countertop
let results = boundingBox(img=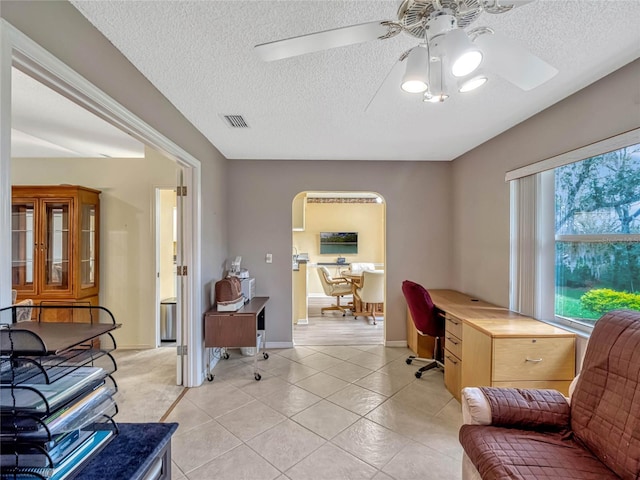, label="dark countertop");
[75,423,178,480]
